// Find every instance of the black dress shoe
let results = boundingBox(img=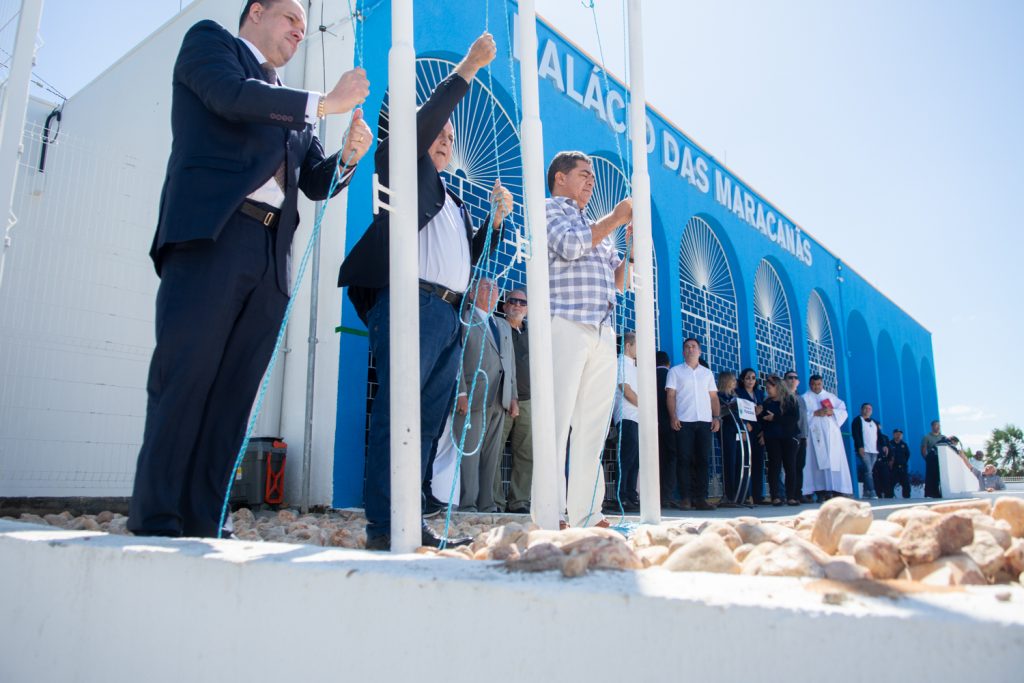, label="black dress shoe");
[507,505,530,515]
[622,500,640,513]
[692,500,717,511]
[422,493,447,518]
[364,526,473,552]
